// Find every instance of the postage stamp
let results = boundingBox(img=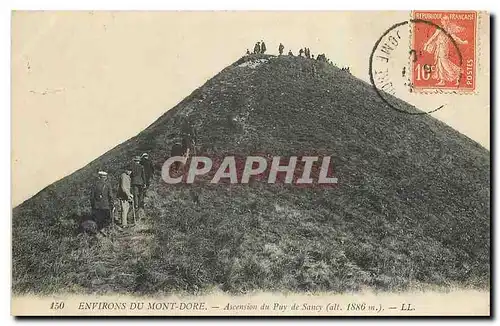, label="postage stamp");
[411,11,477,92]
